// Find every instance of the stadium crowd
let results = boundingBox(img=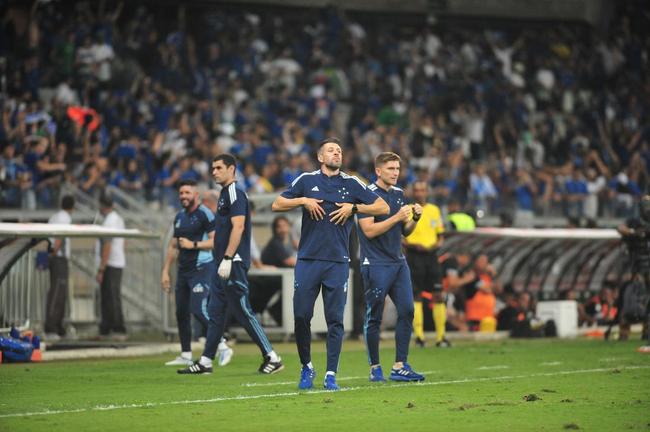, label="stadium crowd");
[0,0,648,225]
